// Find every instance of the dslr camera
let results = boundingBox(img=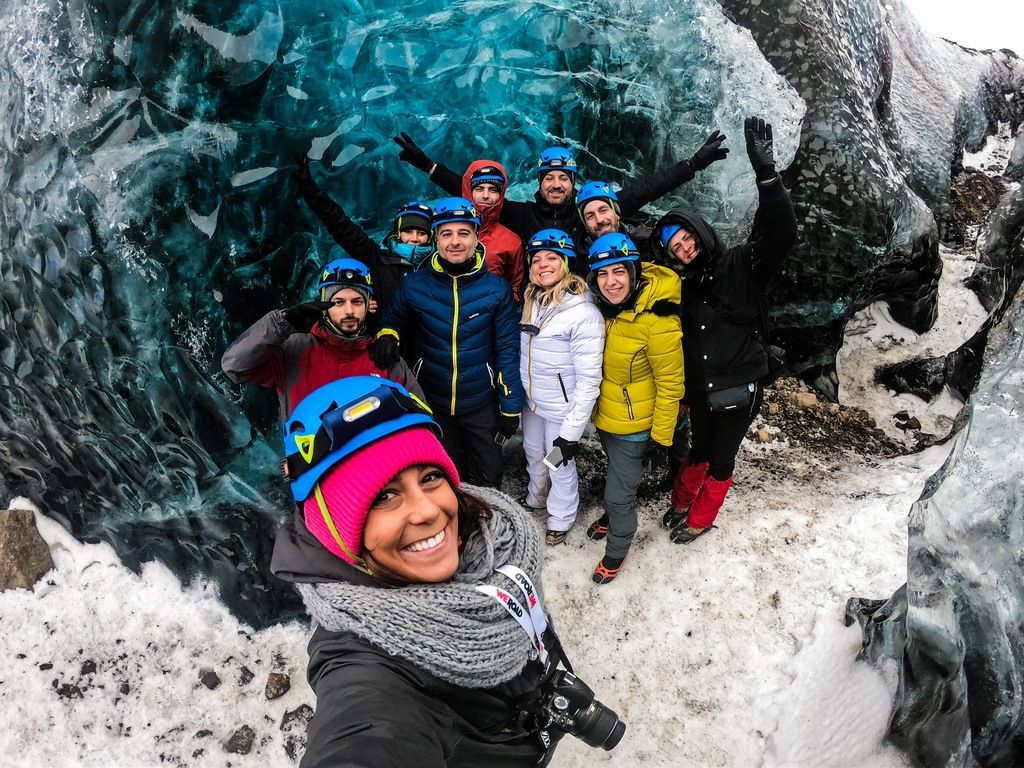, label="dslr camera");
[538,669,625,750]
